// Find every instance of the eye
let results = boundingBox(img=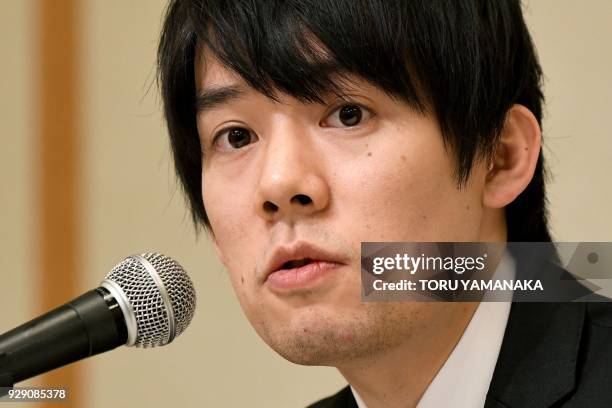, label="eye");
[322,104,371,128]
[213,127,258,151]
